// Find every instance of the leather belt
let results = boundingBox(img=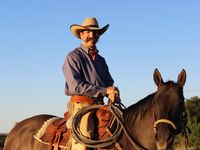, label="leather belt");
[70,95,95,104]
